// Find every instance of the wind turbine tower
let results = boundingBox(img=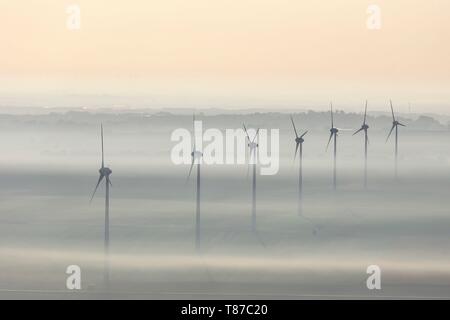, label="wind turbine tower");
[90,124,113,288]
[353,101,370,188]
[326,103,339,190]
[290,115,308,215]
[386,100,406,179]
[187,115,203,250]
[243,124,259,232]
